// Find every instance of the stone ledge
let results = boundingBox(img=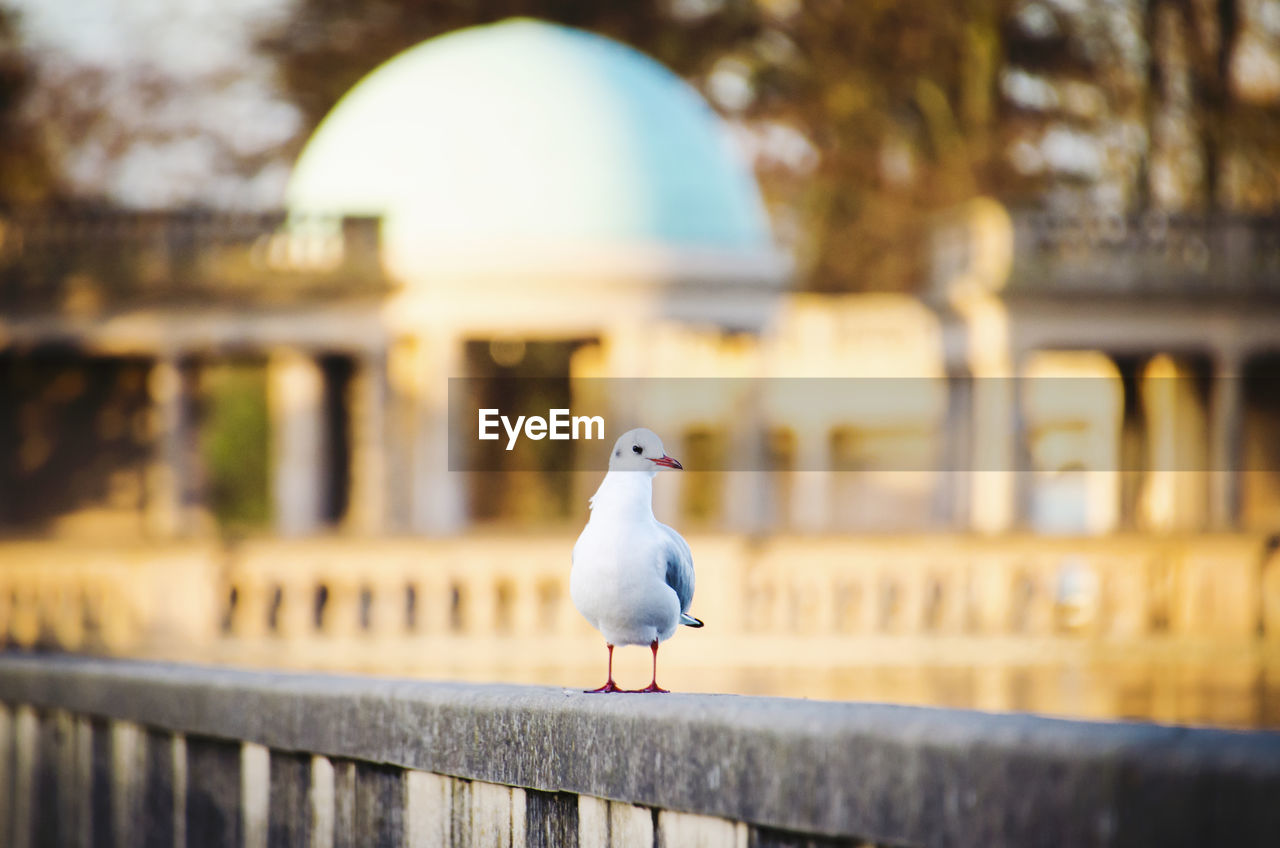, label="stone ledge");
[1,654,1278,847]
